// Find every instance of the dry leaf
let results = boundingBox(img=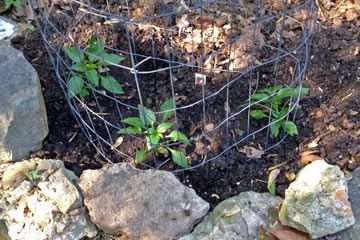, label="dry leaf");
[211,193,220,199]
[301,151,324,165]
[285,172,296,182]
[273,0,285,12]
[268,161,287,171]
[270,221,310,240]
[239,145,264,159]
[111,136,123,150]
[268,168,280,191]
[307,136,320,148]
